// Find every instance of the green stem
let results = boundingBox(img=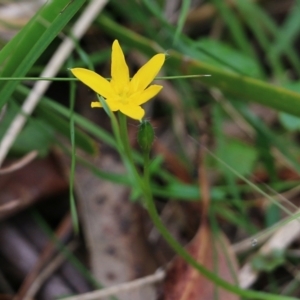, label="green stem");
[68,58,79,234]
[117,112,146,197]
[141,152,297,300]
[118,112,133,162]
[143,151,151,185]
[115,114,296,300]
